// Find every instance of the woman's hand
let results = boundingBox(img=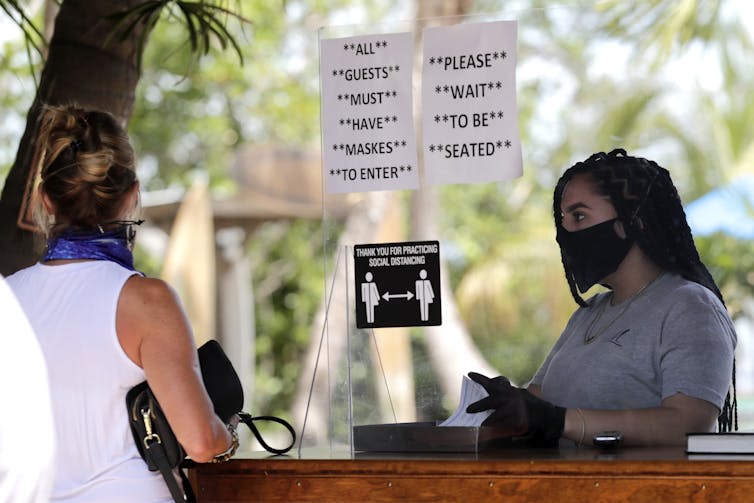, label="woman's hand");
[466,372,566,446]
